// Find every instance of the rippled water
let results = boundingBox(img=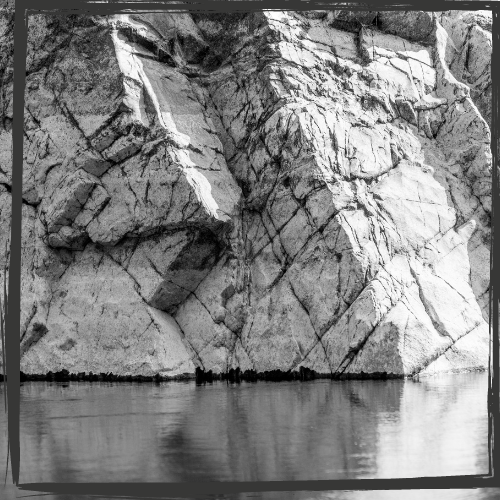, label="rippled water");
[0,372,495,499]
